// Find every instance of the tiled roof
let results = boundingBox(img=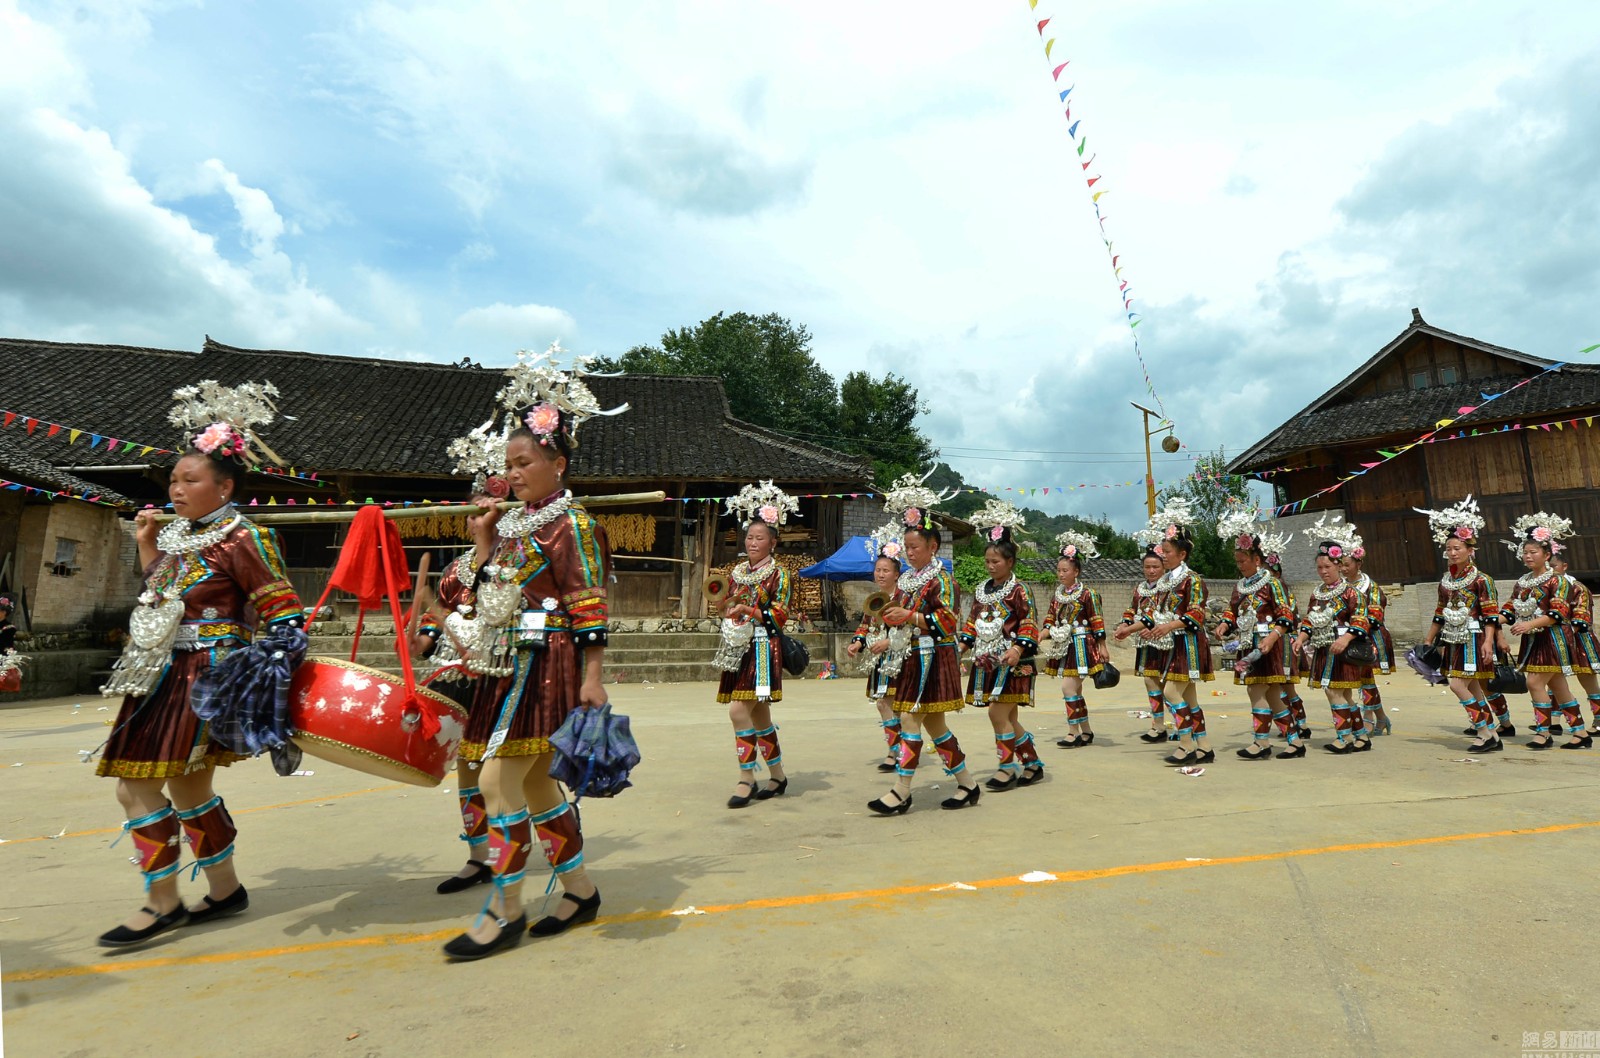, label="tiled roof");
[1230,314,1600,472]
[0,337,871,484]
[0,432,133,506]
